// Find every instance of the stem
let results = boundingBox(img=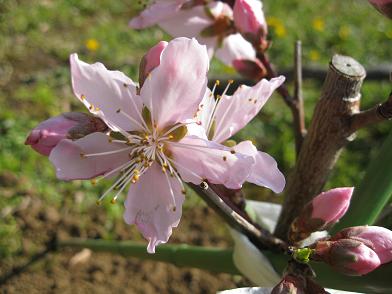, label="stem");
[257,50,306,155]
[189,183,288,253]
[57,239,239,274]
